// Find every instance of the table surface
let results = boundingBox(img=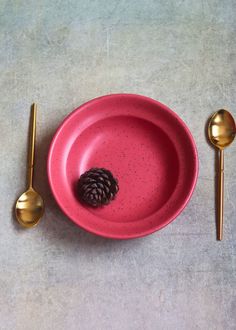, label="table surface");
[1,1,236,329]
